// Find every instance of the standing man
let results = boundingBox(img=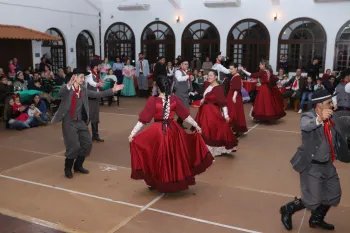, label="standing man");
[333,68,350,111]
[174,60,191,129]
[86,59,105,142]
[280,89,350,231]
[152,56,167,96]
[135,53,150,97]
[51,69,123,179]
[307,57,320,82]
